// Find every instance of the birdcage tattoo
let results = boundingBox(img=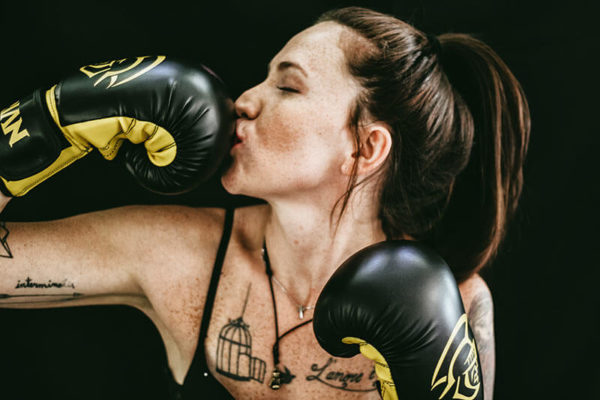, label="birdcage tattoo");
[216,285,266,383]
